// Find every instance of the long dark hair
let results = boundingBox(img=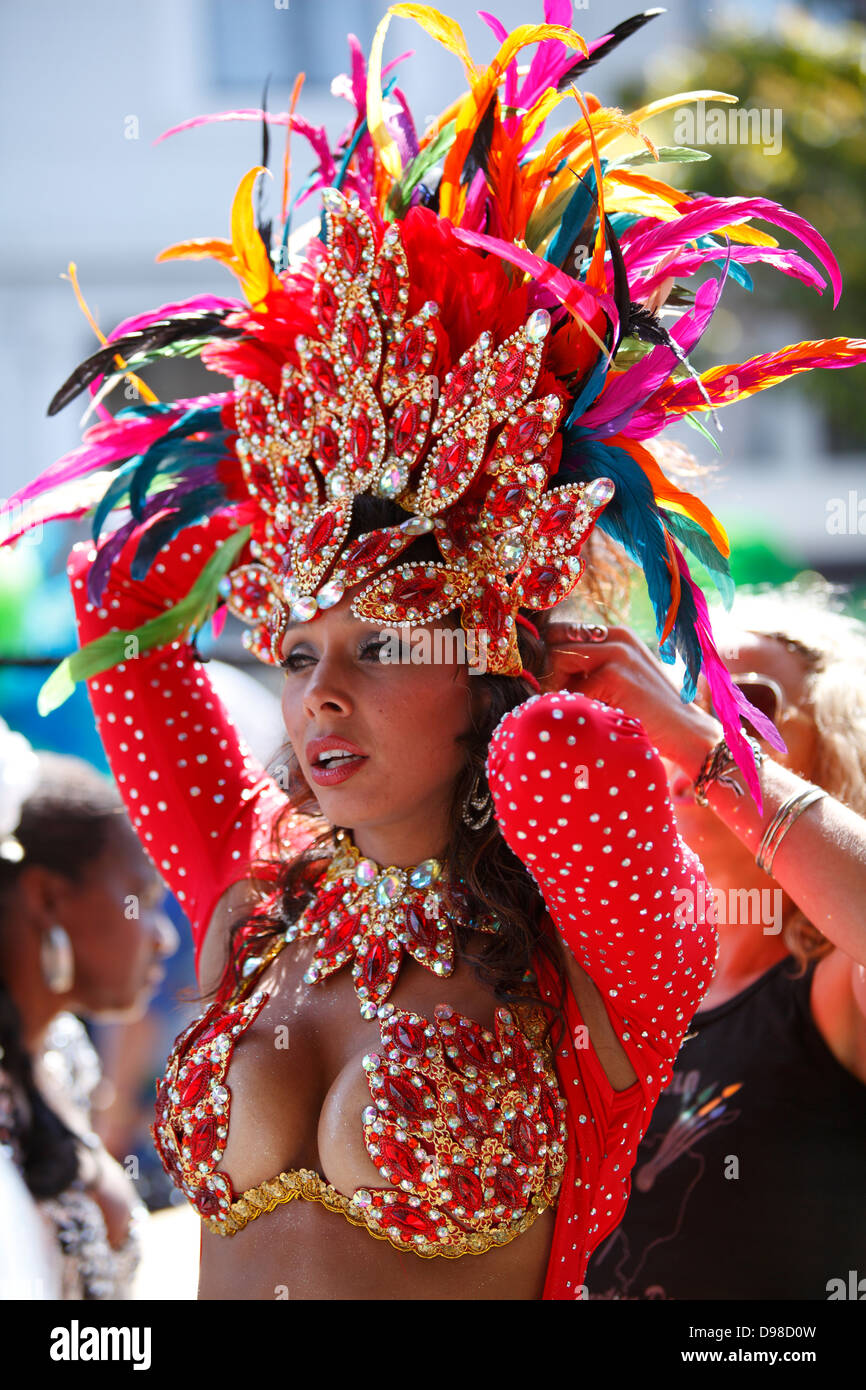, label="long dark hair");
[0,753,124,1198]
[217,494,618,1032]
